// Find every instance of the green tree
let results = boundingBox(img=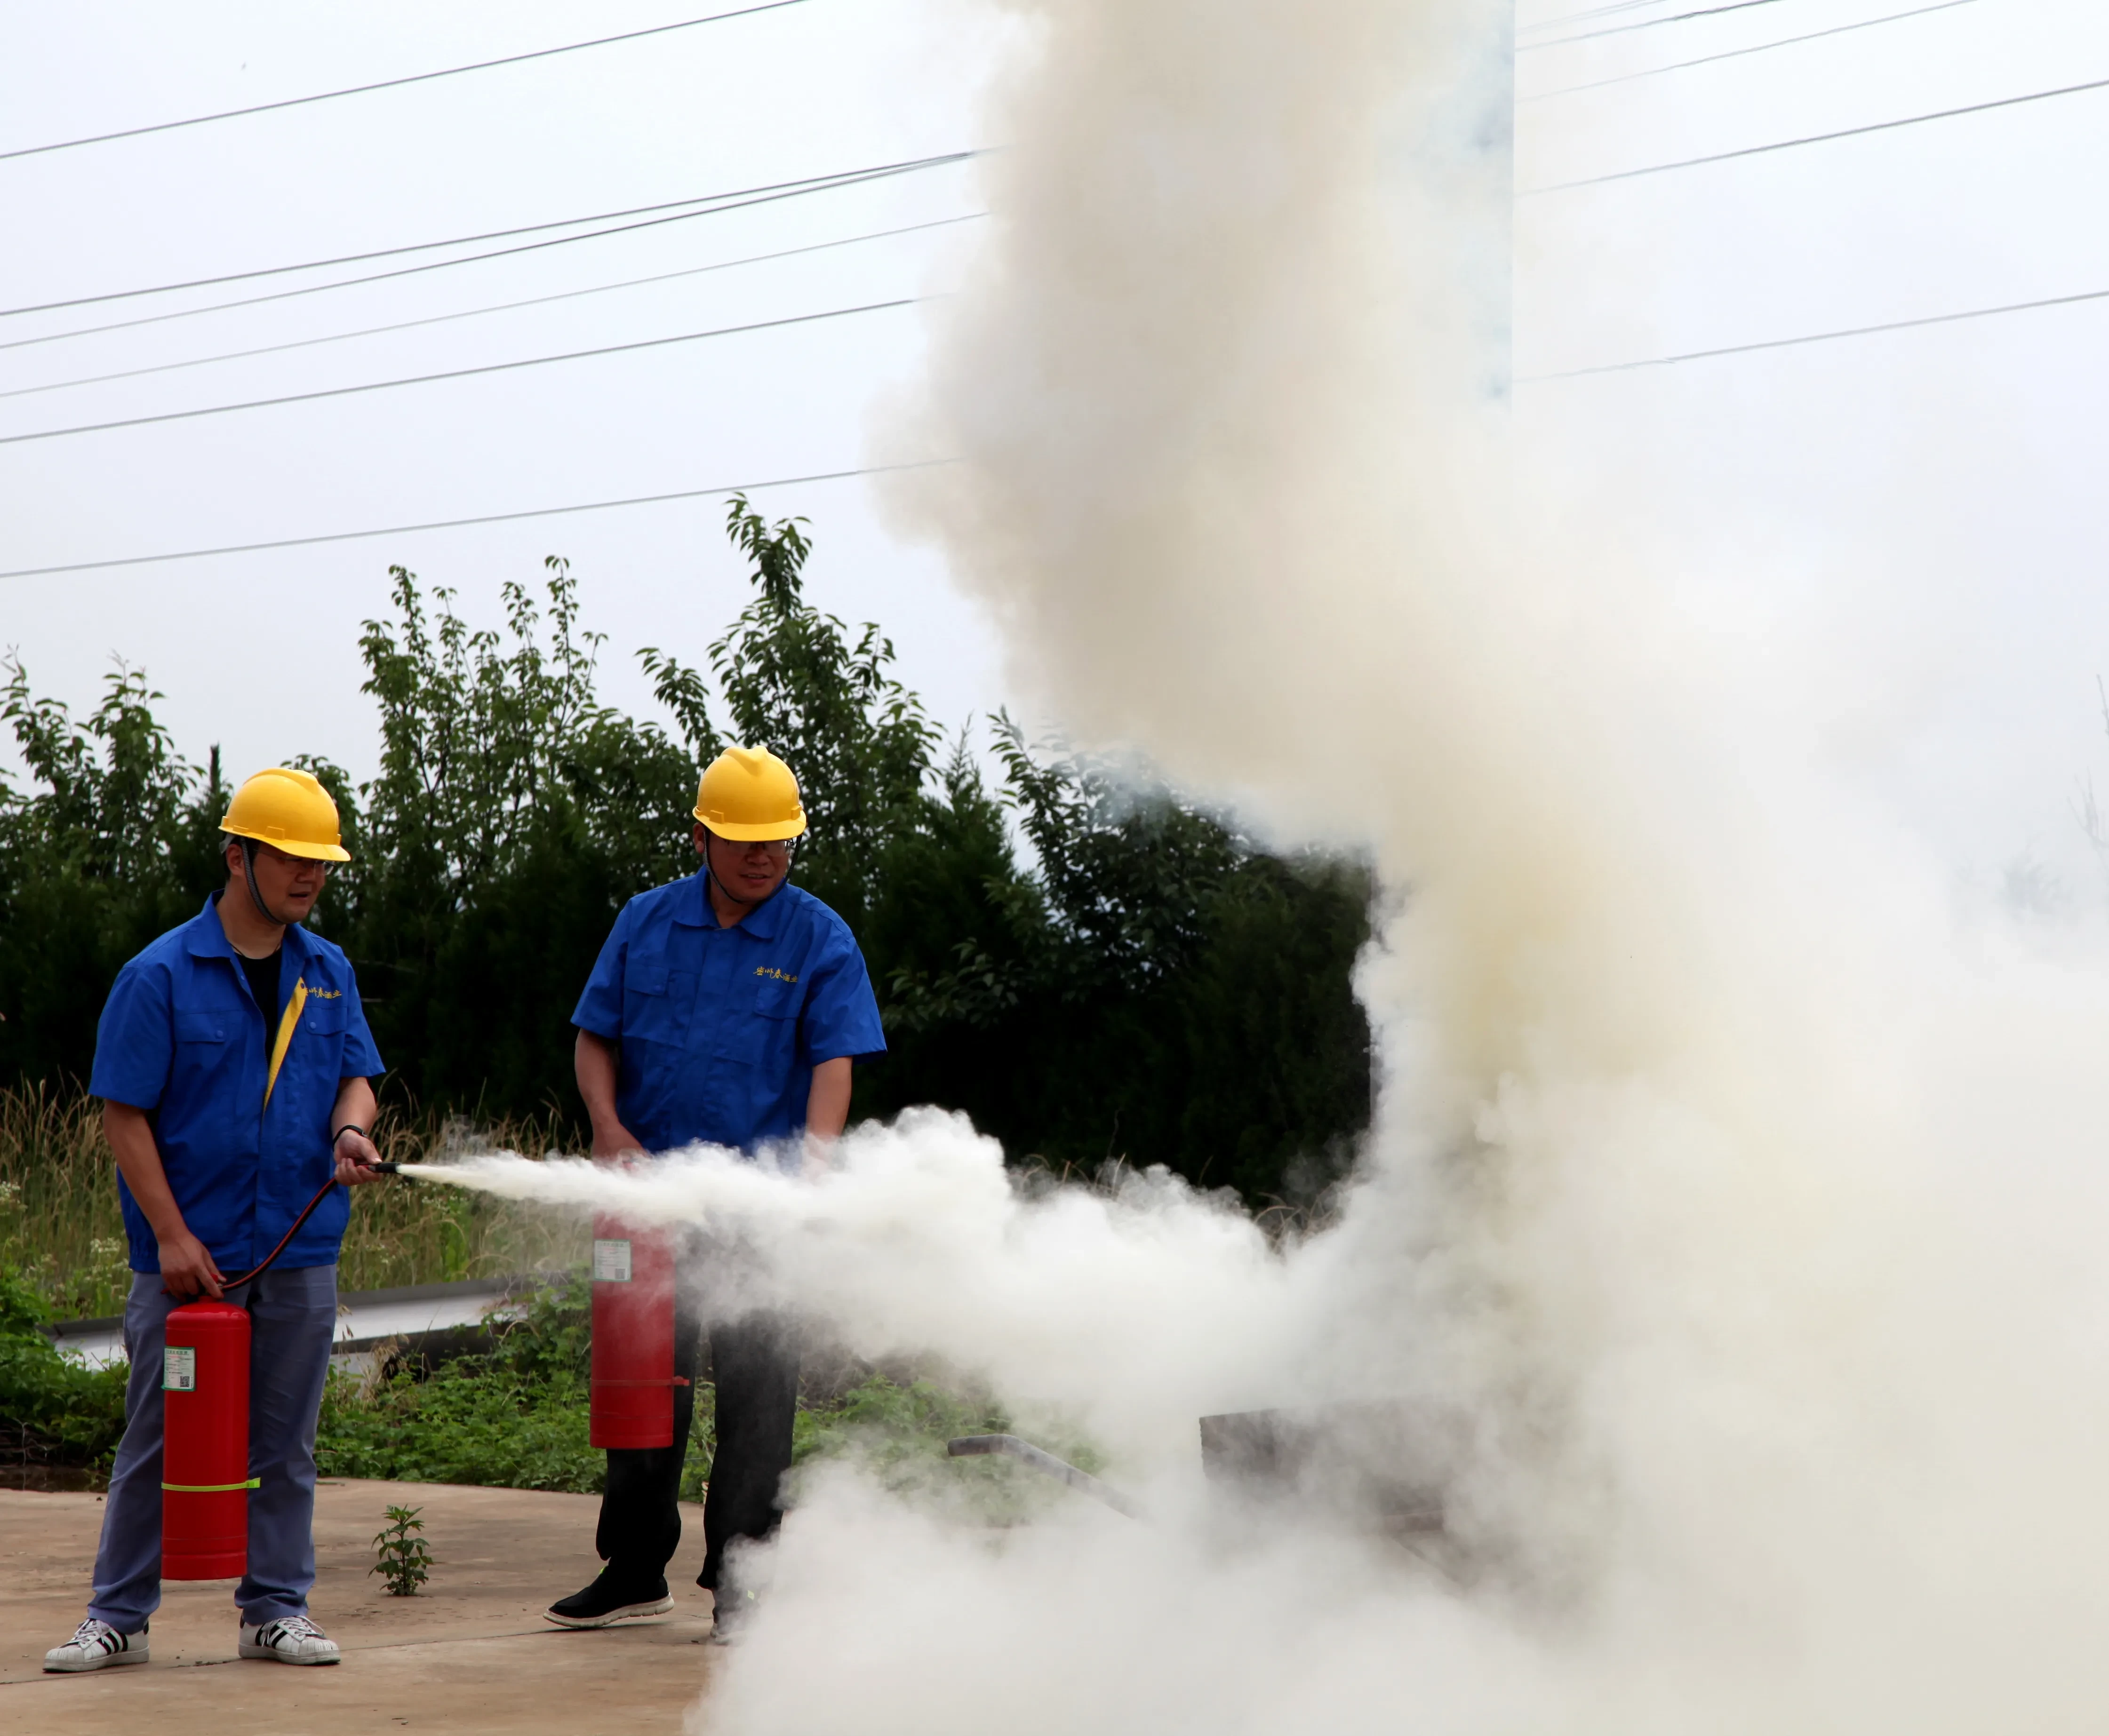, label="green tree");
[336,559,698,1114]
[861,727,1372,1201]
[0,657,227,1083]
[640,496,938,929]
[0,502,1374,1204]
